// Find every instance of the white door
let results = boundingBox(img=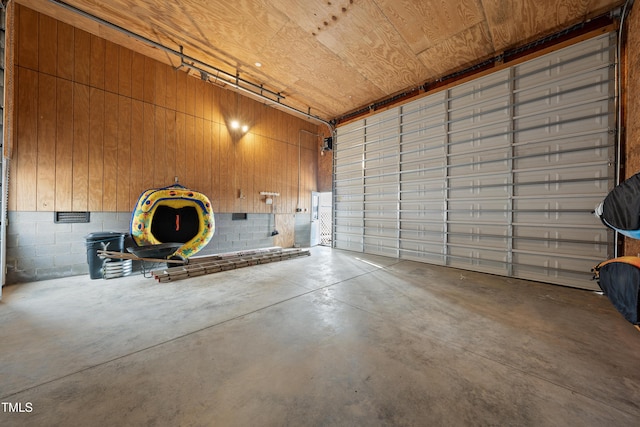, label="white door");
[310,192,320,247]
